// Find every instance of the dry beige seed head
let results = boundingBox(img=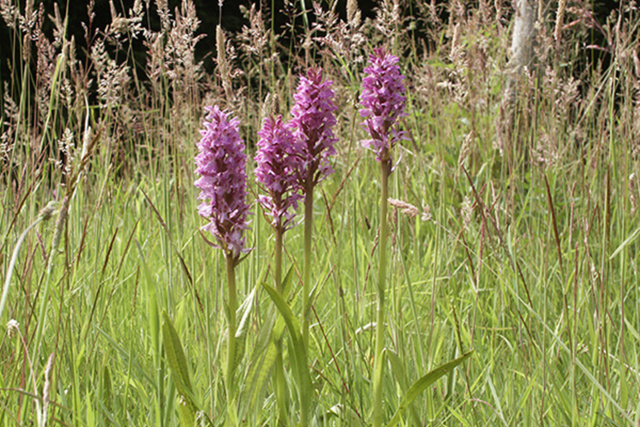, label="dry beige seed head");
[133,0,142,16]
[38,201,59,221]
[388,198,420,218]
[0,0,18,29]
[451,23,462,63]
[421,204,432,222]
[80,126,92,165]
[347,0,361,27]
[216,25,233,101]
[458,132,473,173]
[6,319,19,338]
[49,196,69,263]
[554,0,567,43]
[461,196,473,227]
[216,25,226,57]
[43,353,54,419]
[57,128,75,177]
